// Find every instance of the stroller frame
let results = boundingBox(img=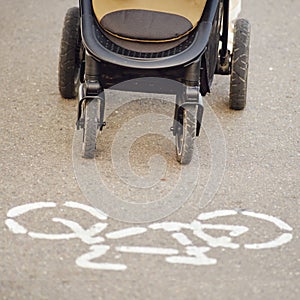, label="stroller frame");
[58,0,250,164]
